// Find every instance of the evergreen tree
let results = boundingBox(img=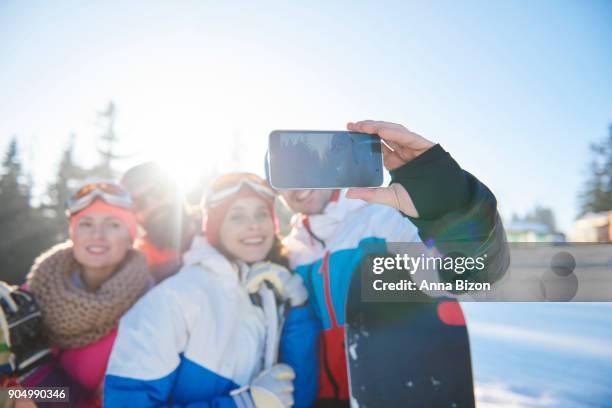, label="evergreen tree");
[0,139,30,225]
[46,134,88,240]
[525,206,557,232]
[580,125,612,215]
[510,205,557,233]
[91,101,122,179]
[0,139,55,284]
